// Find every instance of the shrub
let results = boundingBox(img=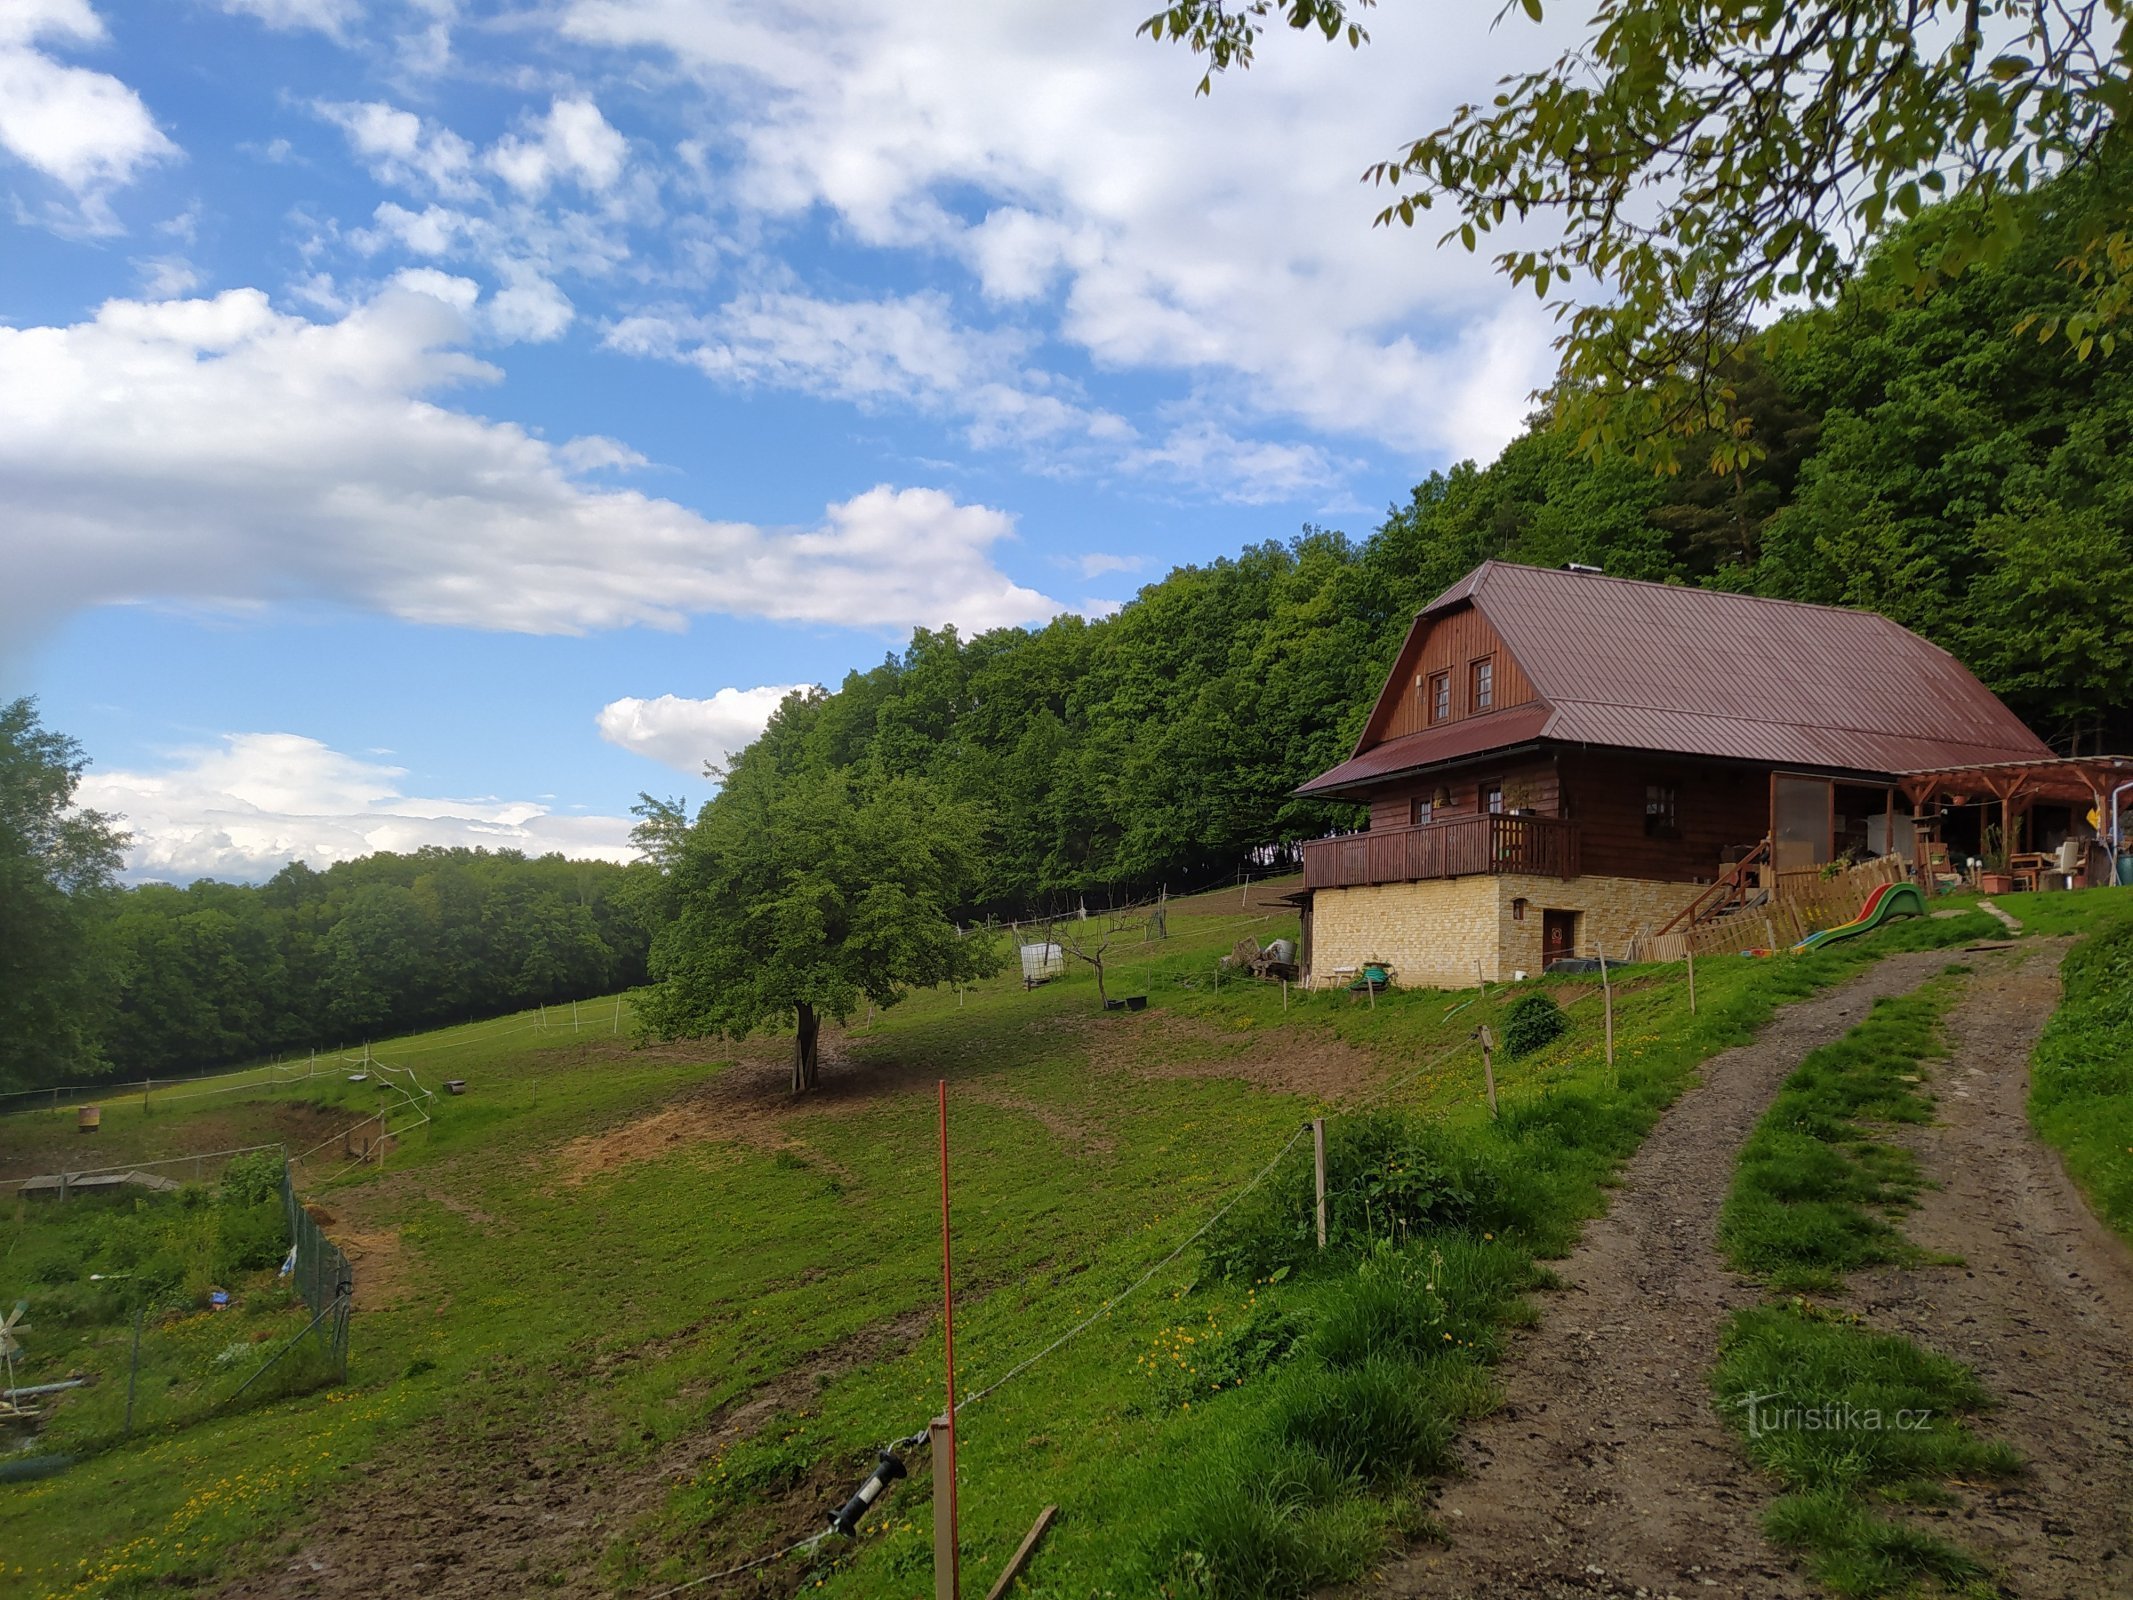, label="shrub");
[1501,992,1567,1058]
[220,1150,284,1208]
